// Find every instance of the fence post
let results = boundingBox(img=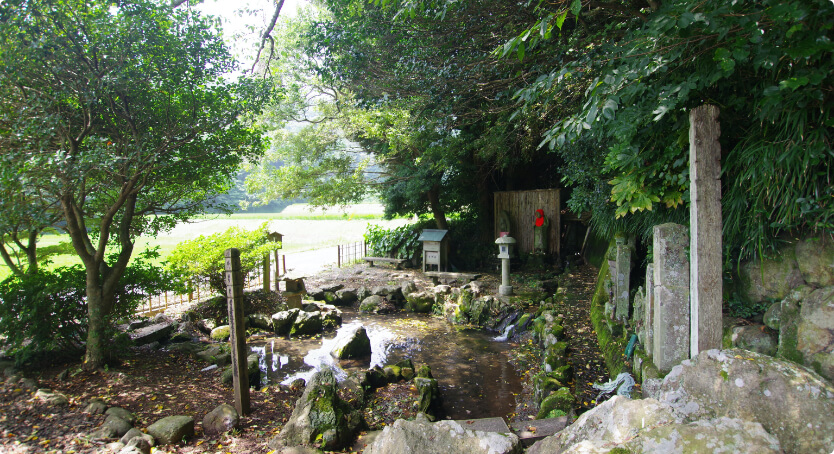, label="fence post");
[689,104,723,356]
[224,248,250,415]
[263,253,271,292]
